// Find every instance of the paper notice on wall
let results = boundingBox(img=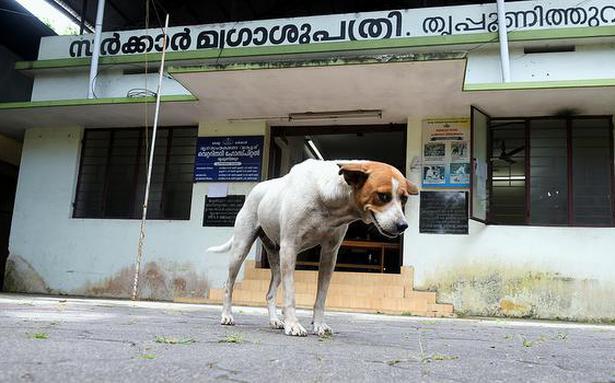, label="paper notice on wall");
[422,118,470,188]
[207,183,229,198]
